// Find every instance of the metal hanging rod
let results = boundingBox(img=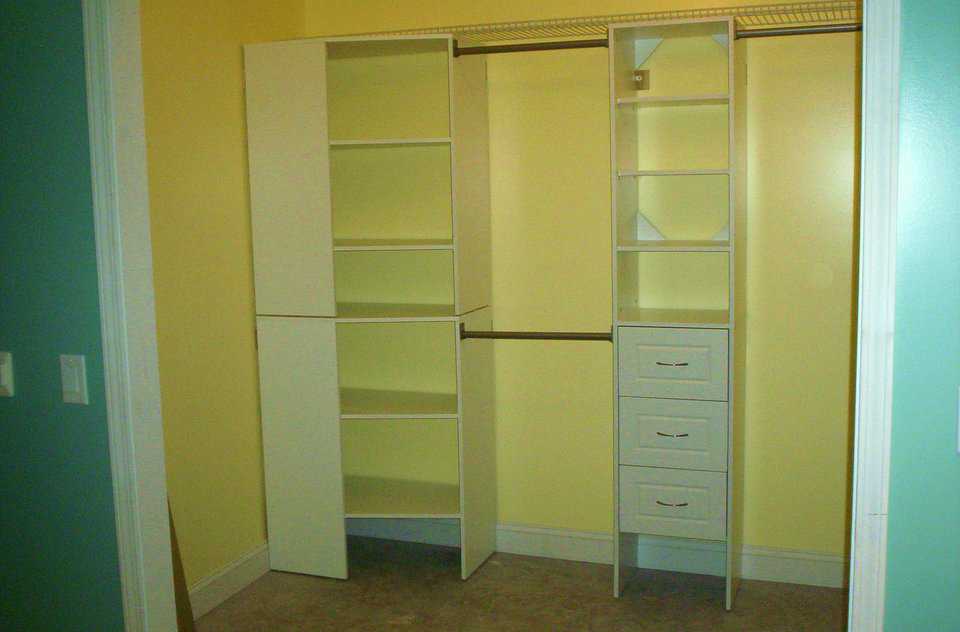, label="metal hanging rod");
[452,22,861,56]
[459,323,612,342]
[453,38,608,57]
[736,22,861,38]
